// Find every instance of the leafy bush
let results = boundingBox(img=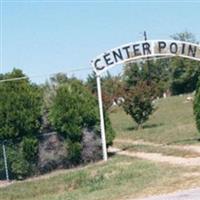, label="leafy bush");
[21,137,38,164]
[67,141,82,165]
[49,80,98,140]
[10,151,31,180]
